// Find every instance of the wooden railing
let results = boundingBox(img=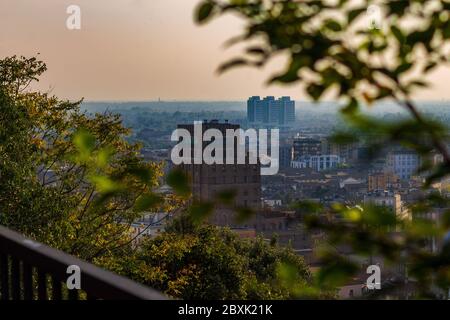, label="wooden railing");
[0,225,167,300]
